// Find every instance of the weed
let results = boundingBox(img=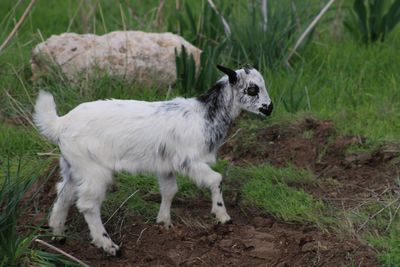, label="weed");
[0,158,77,266]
